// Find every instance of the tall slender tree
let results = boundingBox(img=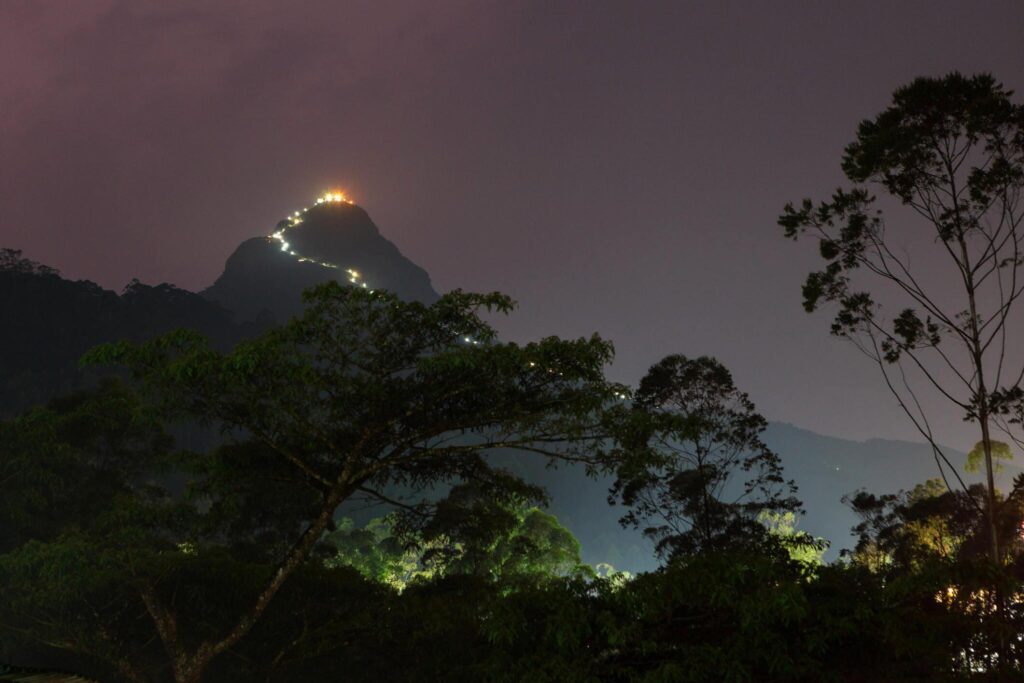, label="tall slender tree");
[779,73,1024,565]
